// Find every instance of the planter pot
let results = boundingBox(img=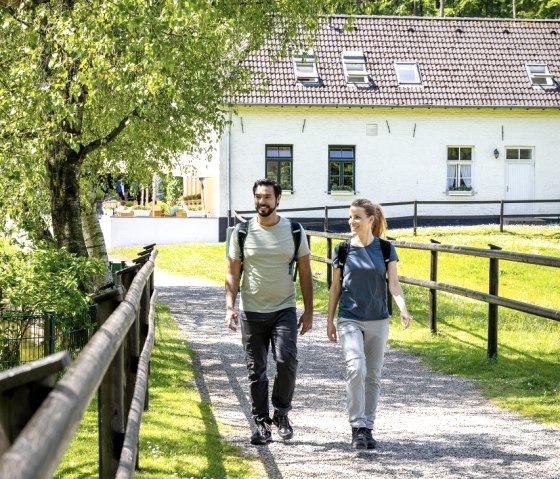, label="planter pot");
[447,190,473,196]
[134,209,150,217]
[188,211,208,218]
[330,190,354,196]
